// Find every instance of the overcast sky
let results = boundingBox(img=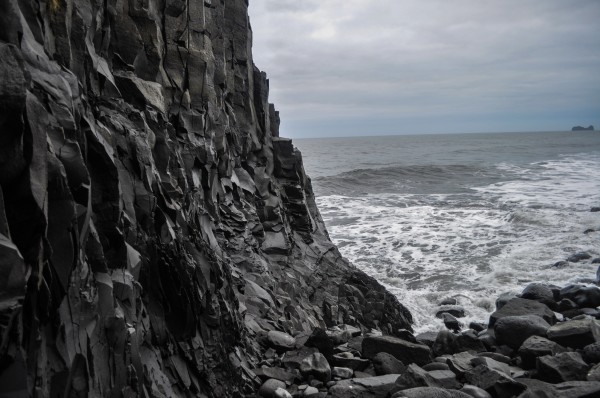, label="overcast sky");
[248,0,600,138]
